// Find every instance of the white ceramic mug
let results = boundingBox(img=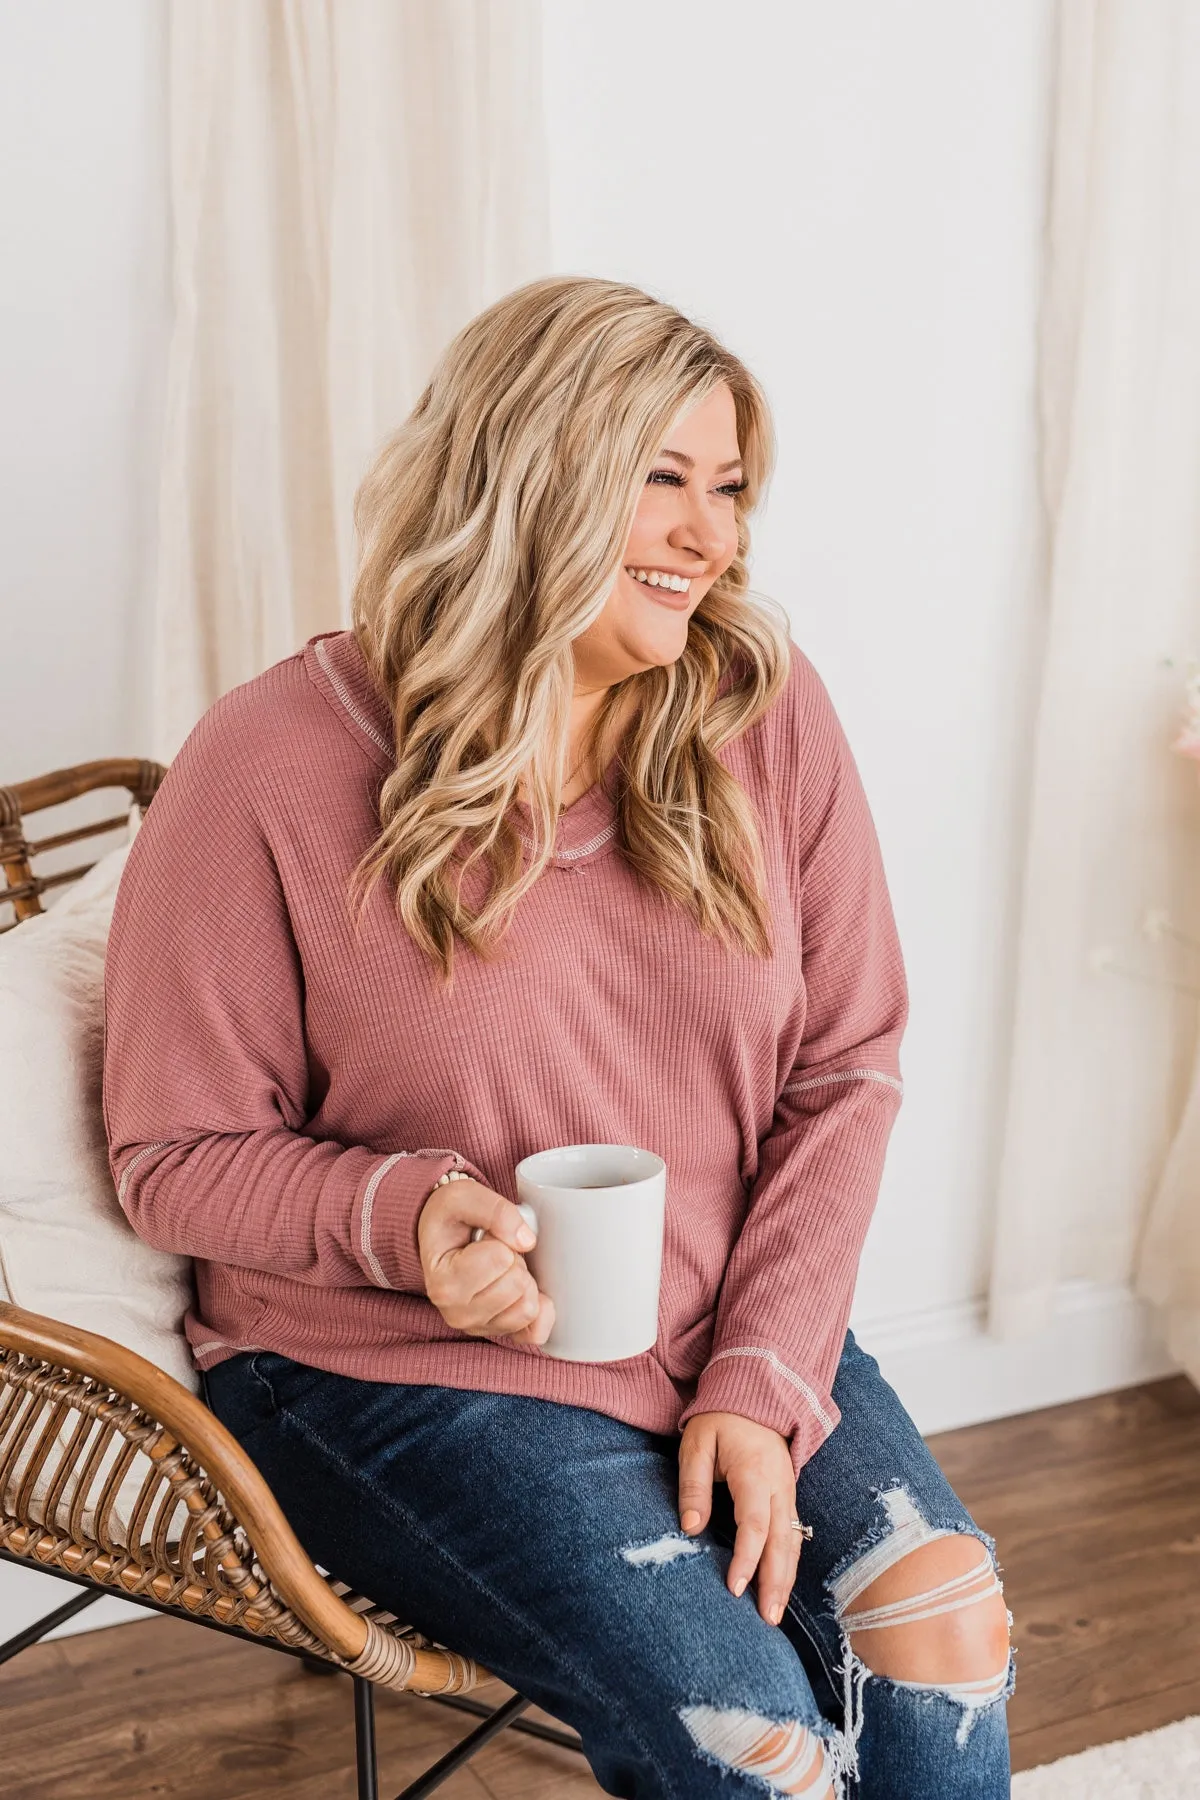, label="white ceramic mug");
[513,1143,666,1362]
